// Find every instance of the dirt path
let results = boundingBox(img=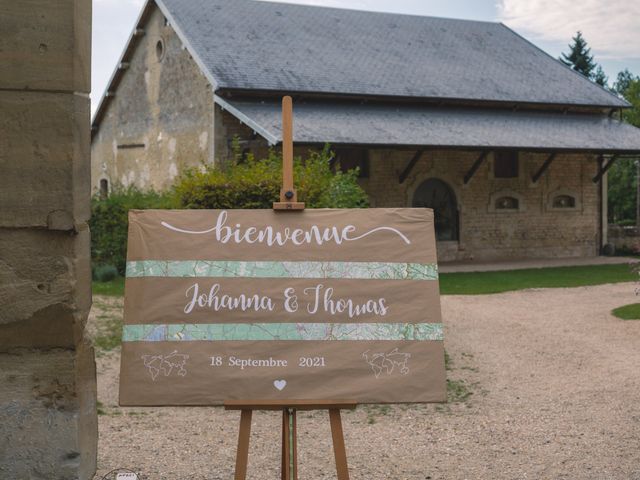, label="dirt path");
[91,283,640,480]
